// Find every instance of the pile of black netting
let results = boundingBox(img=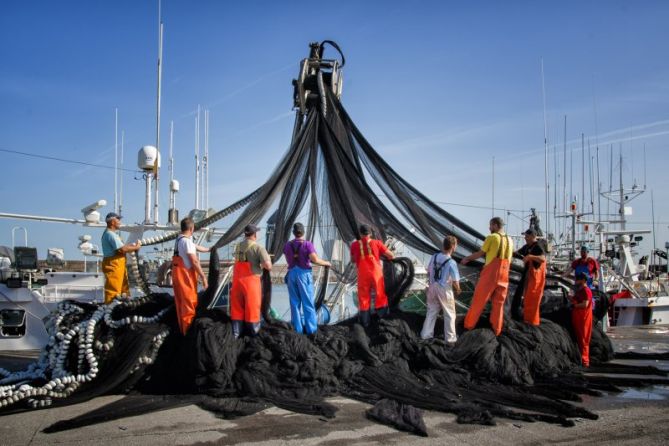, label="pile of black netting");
[2,286,667,436]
